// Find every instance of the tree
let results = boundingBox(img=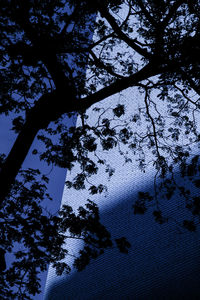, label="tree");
[1,0,200,298]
